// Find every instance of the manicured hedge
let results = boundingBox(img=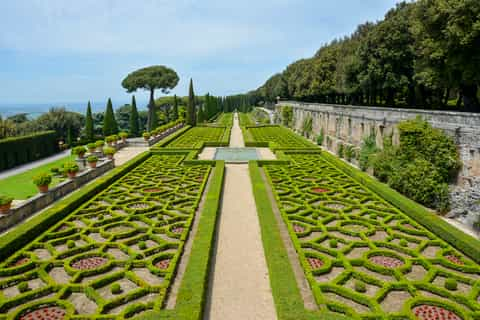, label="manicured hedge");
[0,131,59,171]
[137,161,225,320]
[0,151,151,261]
[320,150,480,264]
